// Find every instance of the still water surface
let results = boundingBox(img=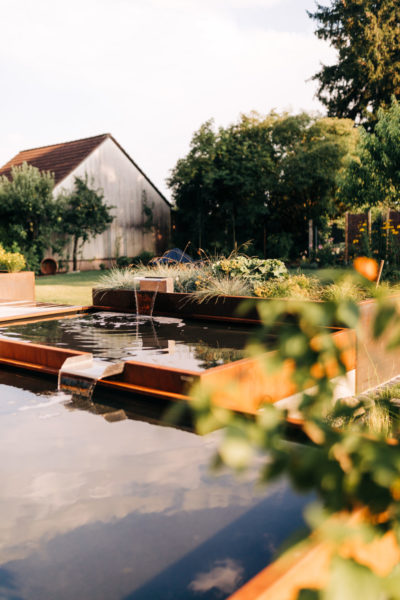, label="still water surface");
[0,312,278,371]
[0,368,310,600]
